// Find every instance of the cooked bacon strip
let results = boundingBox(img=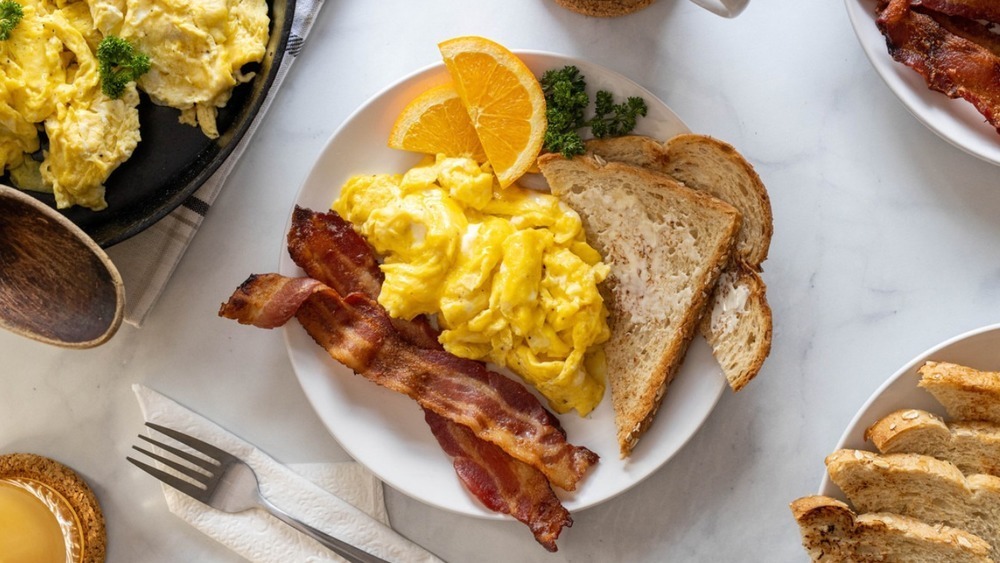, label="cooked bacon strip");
[287,206,383,299]
[288,206,441,350]
[221,273,598,491]
[218,274,324,329]
[877,0,1000,133]
[924,8,1000,58]
[913,0,1000,24]
[287,207,575,548]
[424,410,571,552]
